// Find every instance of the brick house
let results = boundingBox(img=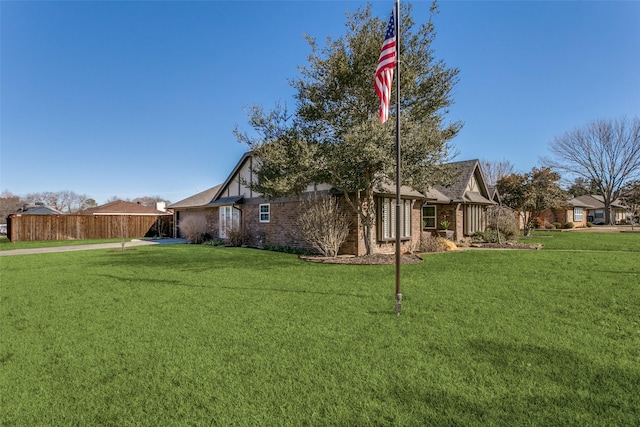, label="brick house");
[572,194,628,225]
[168,153,496,255]
[535,197,591,229]
[535,195,629,228]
